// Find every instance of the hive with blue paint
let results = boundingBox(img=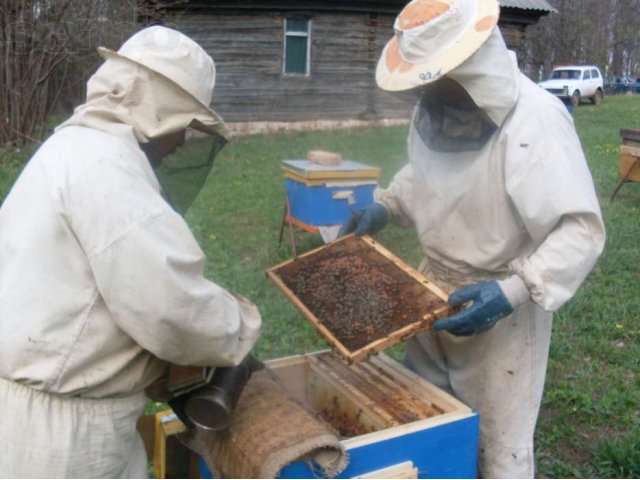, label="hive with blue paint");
[196,351,479,479]
[282,159,381,226]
